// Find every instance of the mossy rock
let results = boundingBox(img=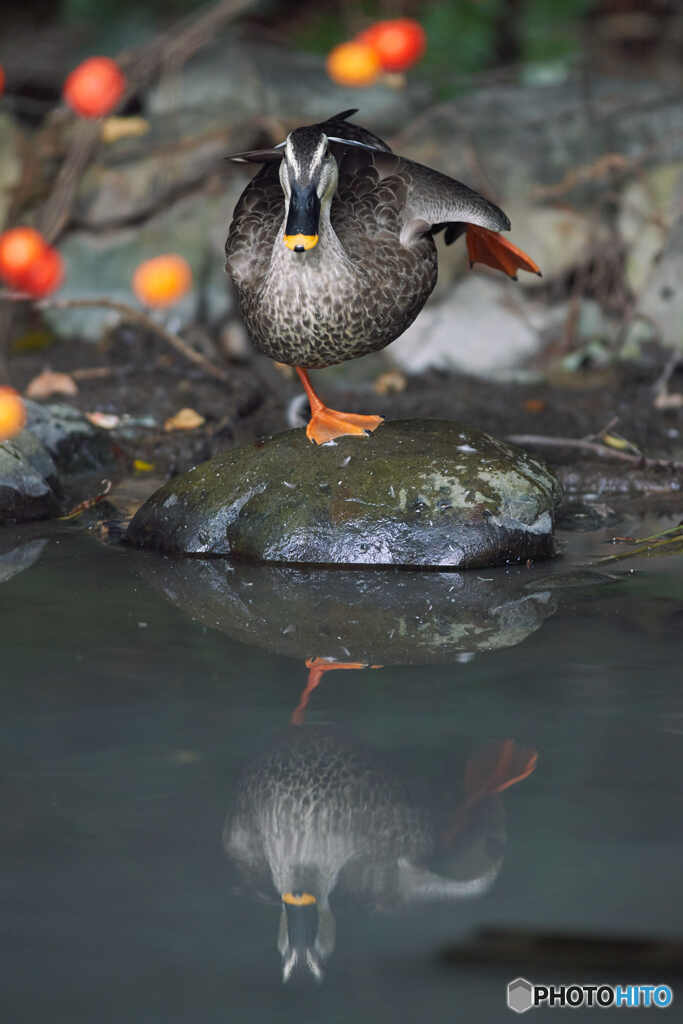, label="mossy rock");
[127,420,562,569]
